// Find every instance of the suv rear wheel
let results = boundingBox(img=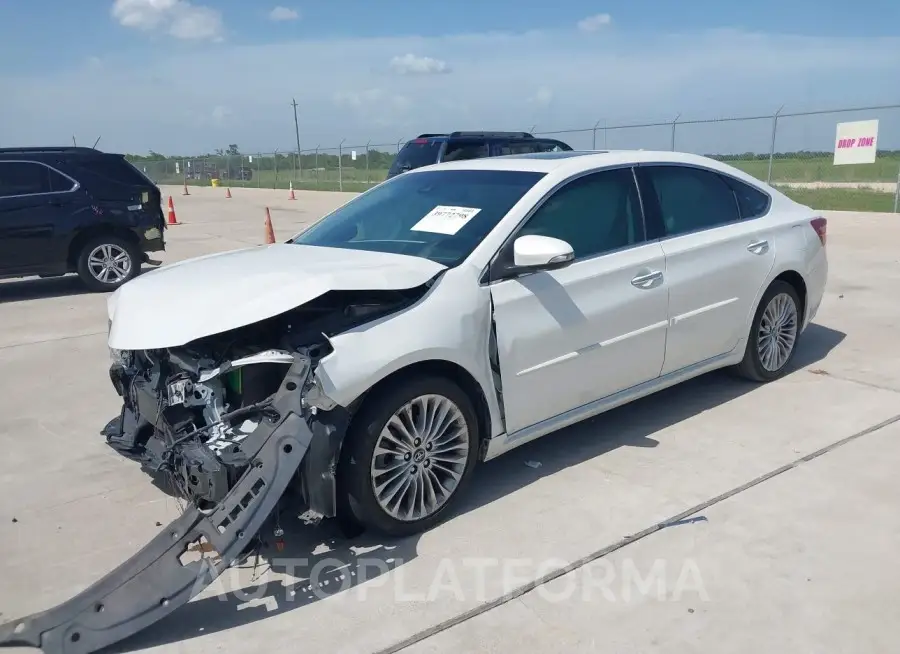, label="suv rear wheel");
[76,234,141,292]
